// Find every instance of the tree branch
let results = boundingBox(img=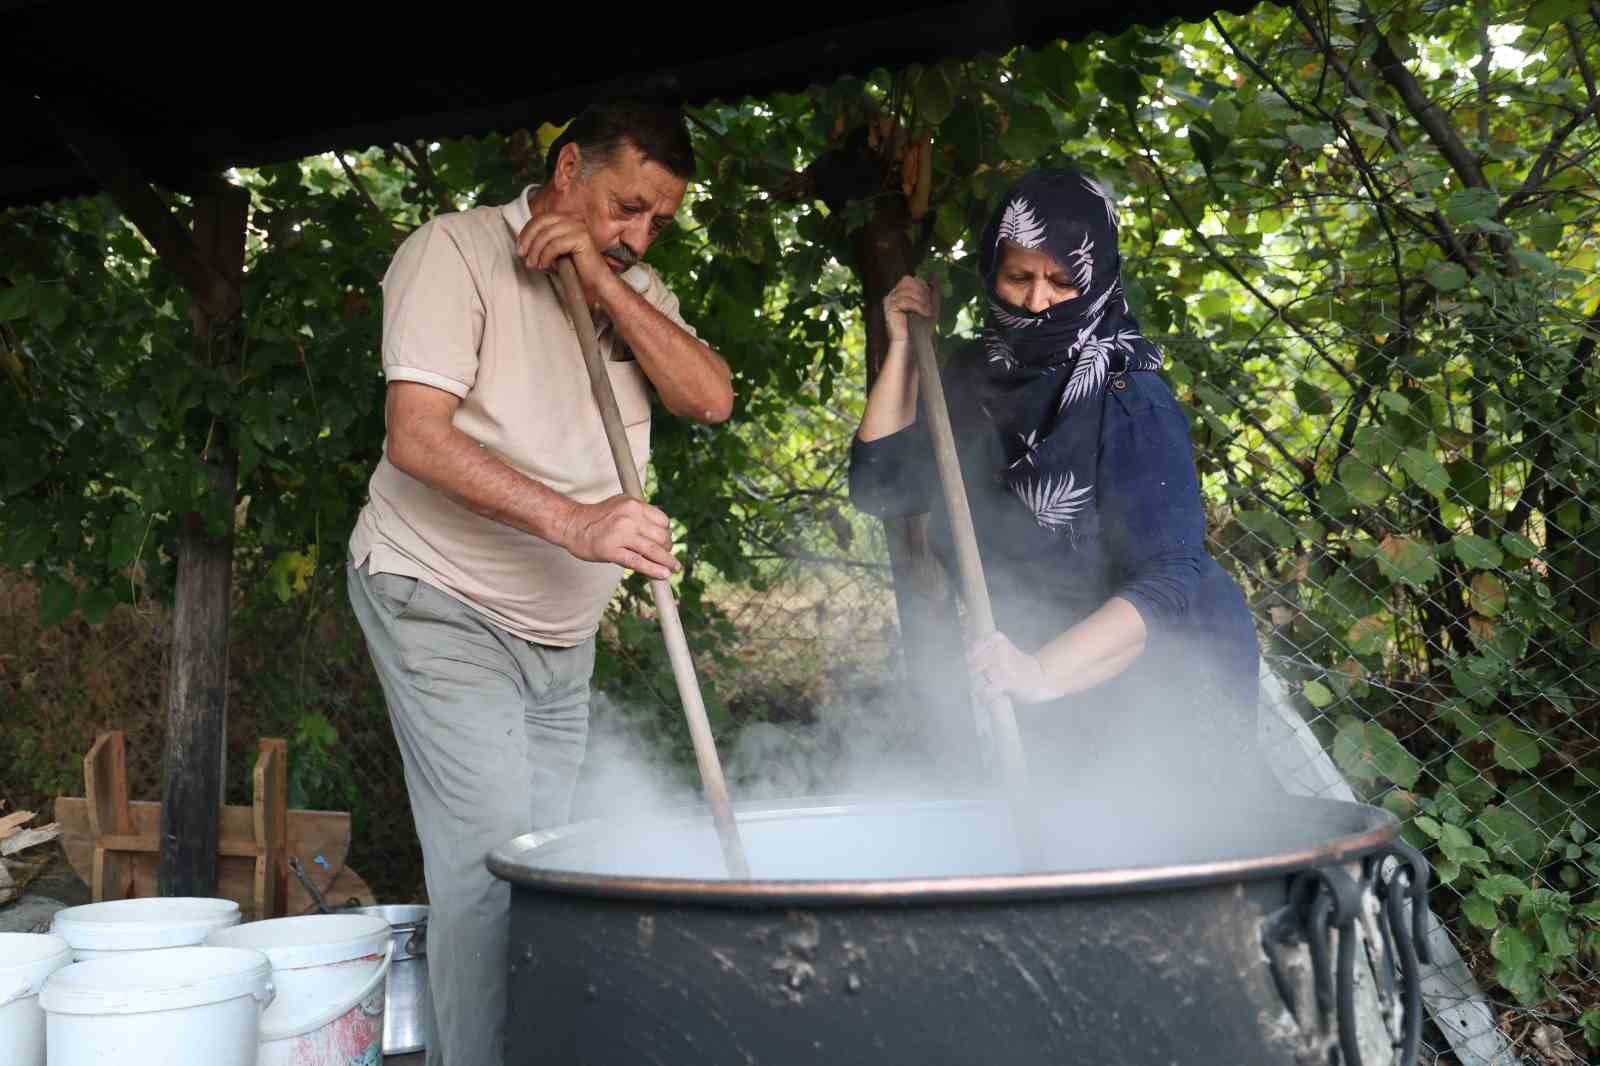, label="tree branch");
[1564,19,1596,101]
[1364,18,1489,191]
[389,142,456,217]
[337,153,405,239]
[1502,97,1600,214]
